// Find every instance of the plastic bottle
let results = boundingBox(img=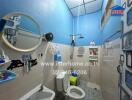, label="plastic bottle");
[54,48,62,63]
